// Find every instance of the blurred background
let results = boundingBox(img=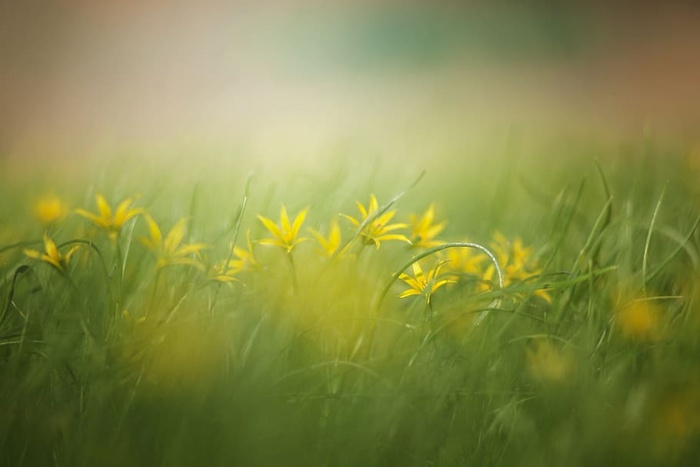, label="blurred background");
[2,0,700,164]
